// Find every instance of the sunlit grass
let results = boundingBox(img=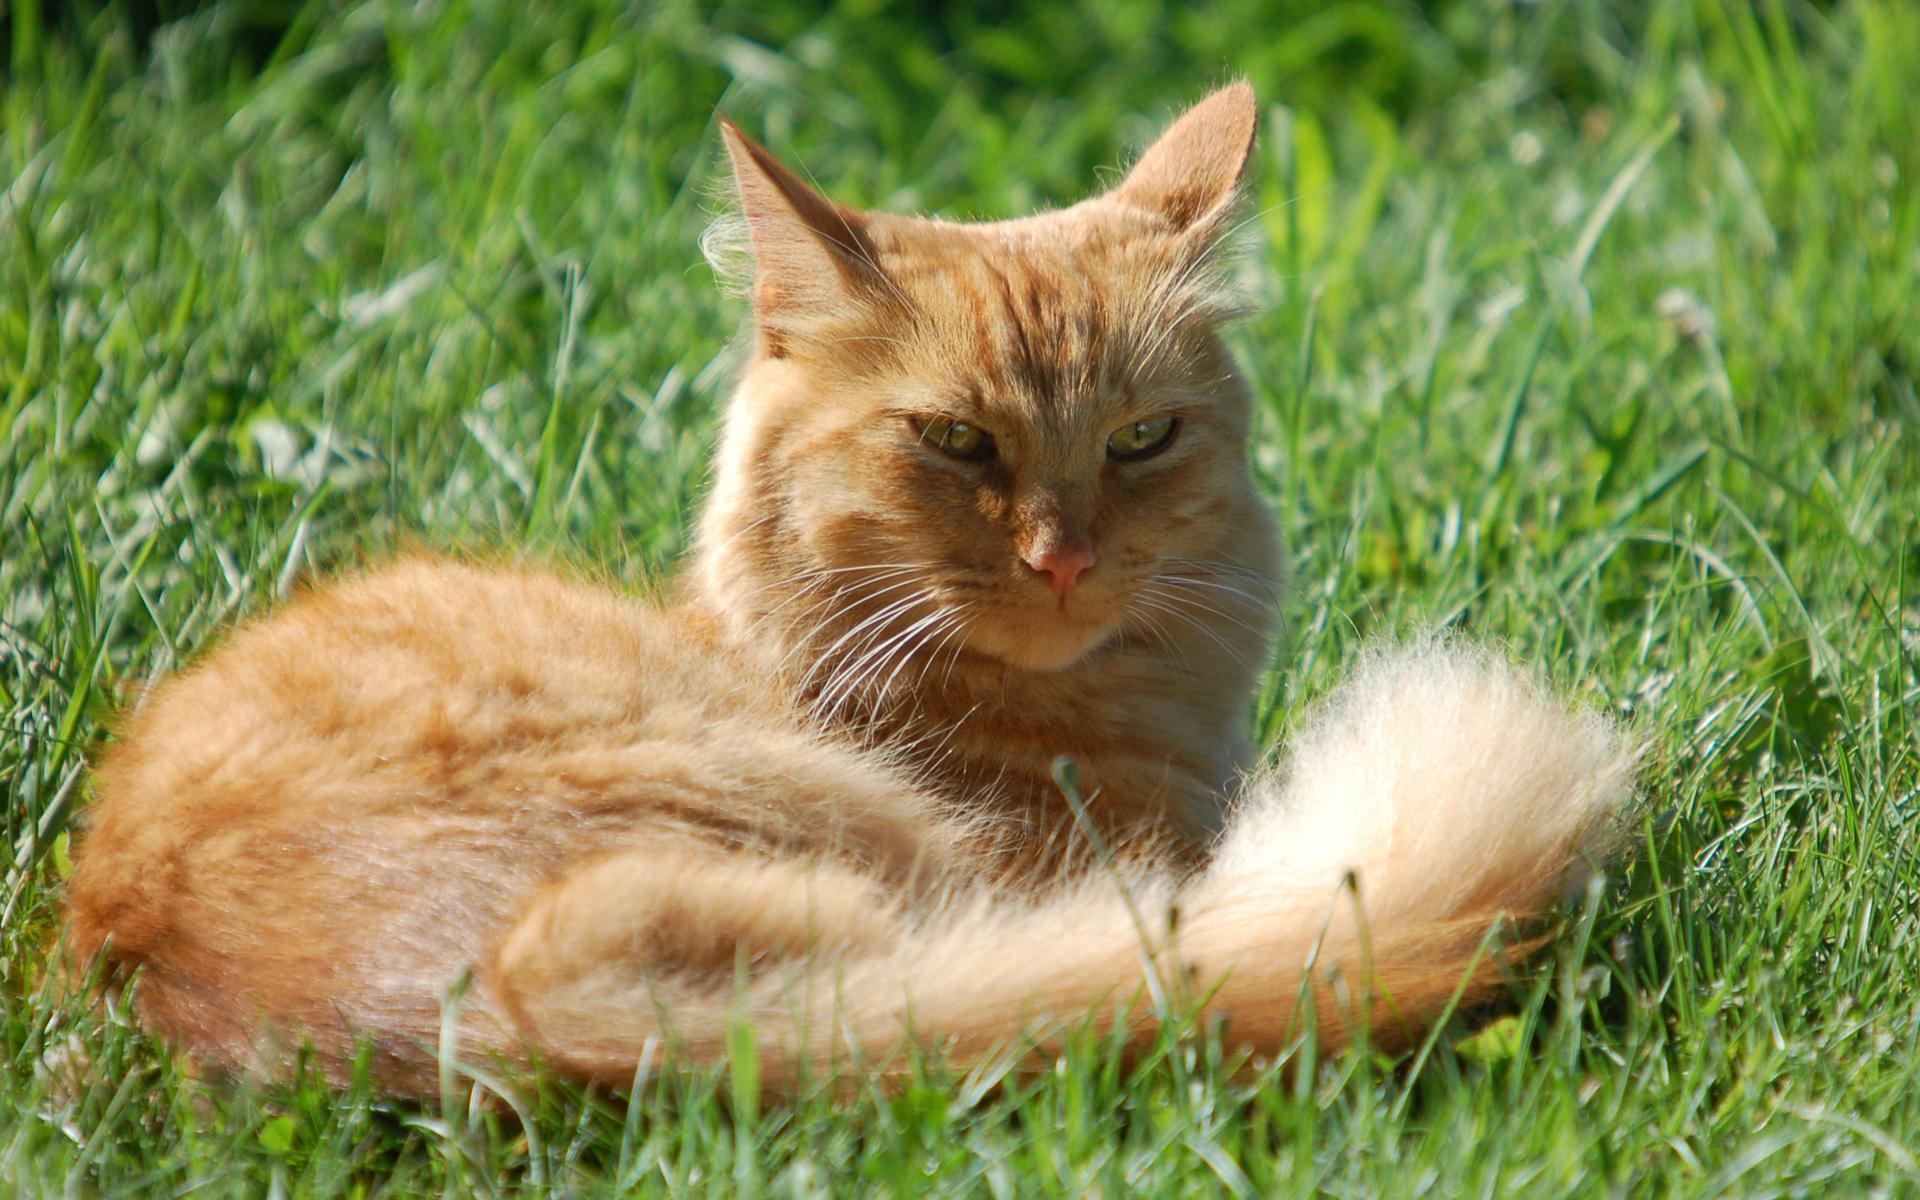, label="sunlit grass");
[3,0,1916,1194]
